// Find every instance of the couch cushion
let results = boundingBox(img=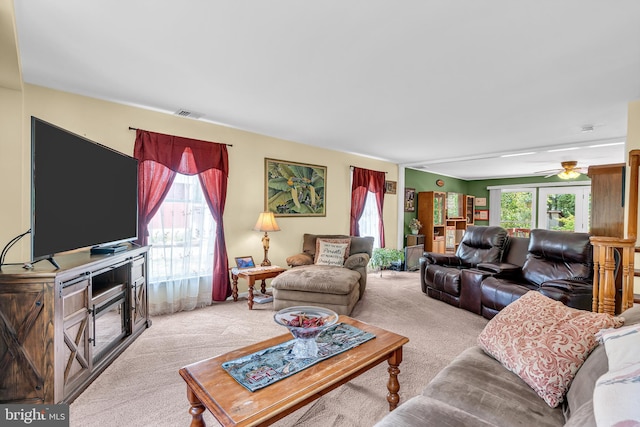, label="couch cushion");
[302,234,374,258]
[422,346,565,427]
[480,277,535,312]
[286,253,314,267]
[502,236,529,266]
[314,238,351,266]
[373,394,498,427]
[271,265,360,295]
[522,229,592,286]
[477,291,623,408]
[564,400,596,427]
[564,344,607,423]
[454,226,508,266]
[619,304,640,325]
